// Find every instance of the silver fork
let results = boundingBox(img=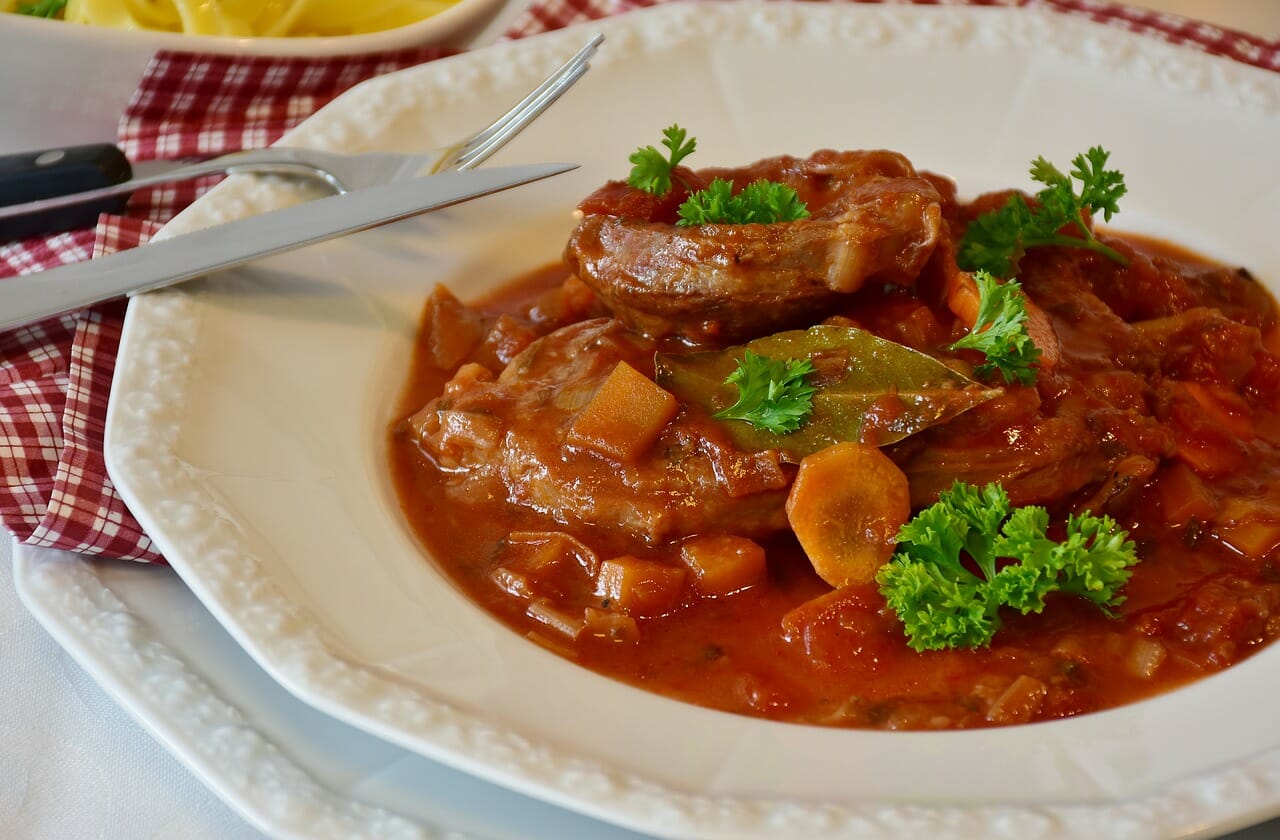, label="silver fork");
[0,34,602,223]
